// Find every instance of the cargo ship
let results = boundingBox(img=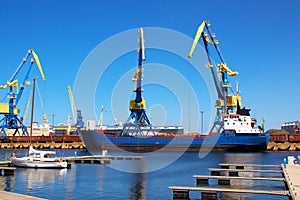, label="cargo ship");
[79,23,270,153]
[78,106,269,153]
